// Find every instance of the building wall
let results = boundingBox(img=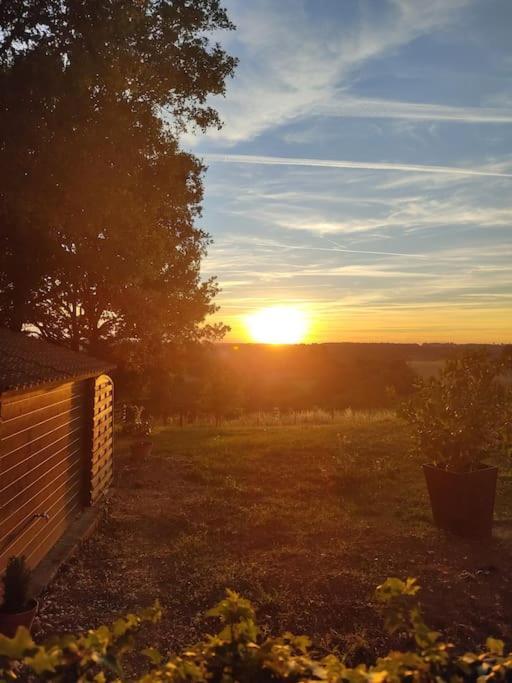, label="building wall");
[0,374,114,573]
